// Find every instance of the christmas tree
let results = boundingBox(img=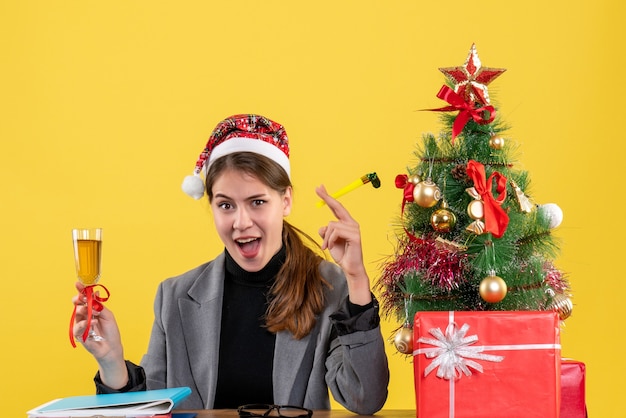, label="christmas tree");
[376,44,572,355]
